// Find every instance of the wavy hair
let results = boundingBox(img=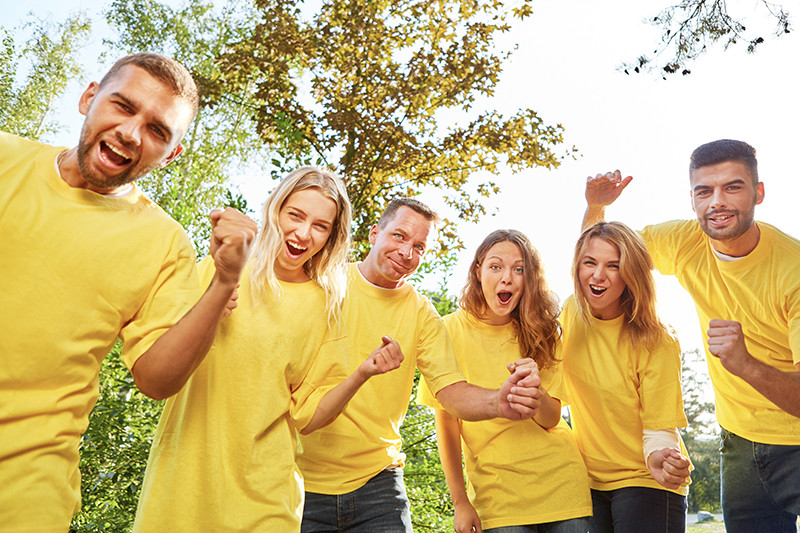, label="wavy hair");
[572,221,672,350]
[460,229,561,369]
[249,167,352,321]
